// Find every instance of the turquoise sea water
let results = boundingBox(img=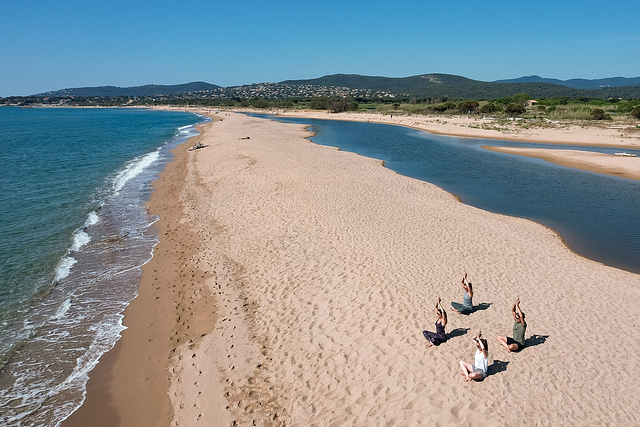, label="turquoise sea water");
[0,107,202,426]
